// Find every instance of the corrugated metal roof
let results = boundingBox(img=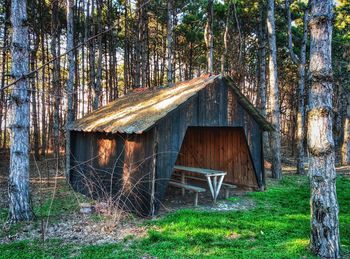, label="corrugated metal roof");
[71,74,274,134]
[71,75,220,134]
